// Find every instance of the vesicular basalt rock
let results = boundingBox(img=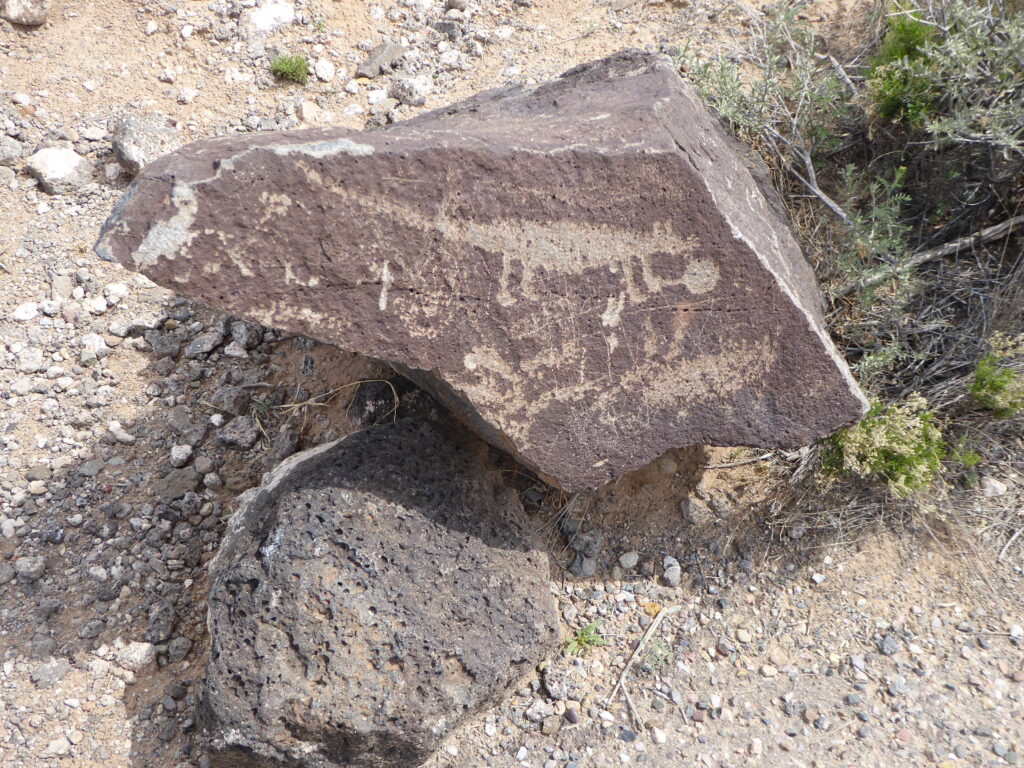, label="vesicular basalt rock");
[201,413,559,768]
[95,51,868,491]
